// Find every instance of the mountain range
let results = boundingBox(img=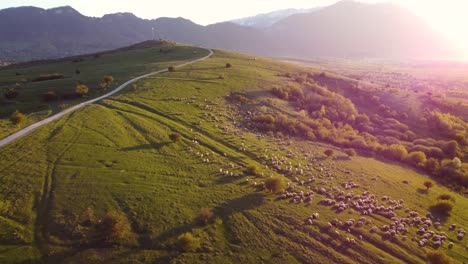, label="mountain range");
[0,1,460,62]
